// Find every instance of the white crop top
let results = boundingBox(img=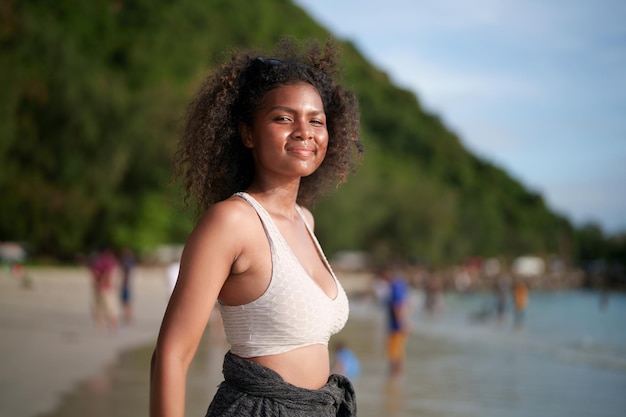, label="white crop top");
[217,192,349,358]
